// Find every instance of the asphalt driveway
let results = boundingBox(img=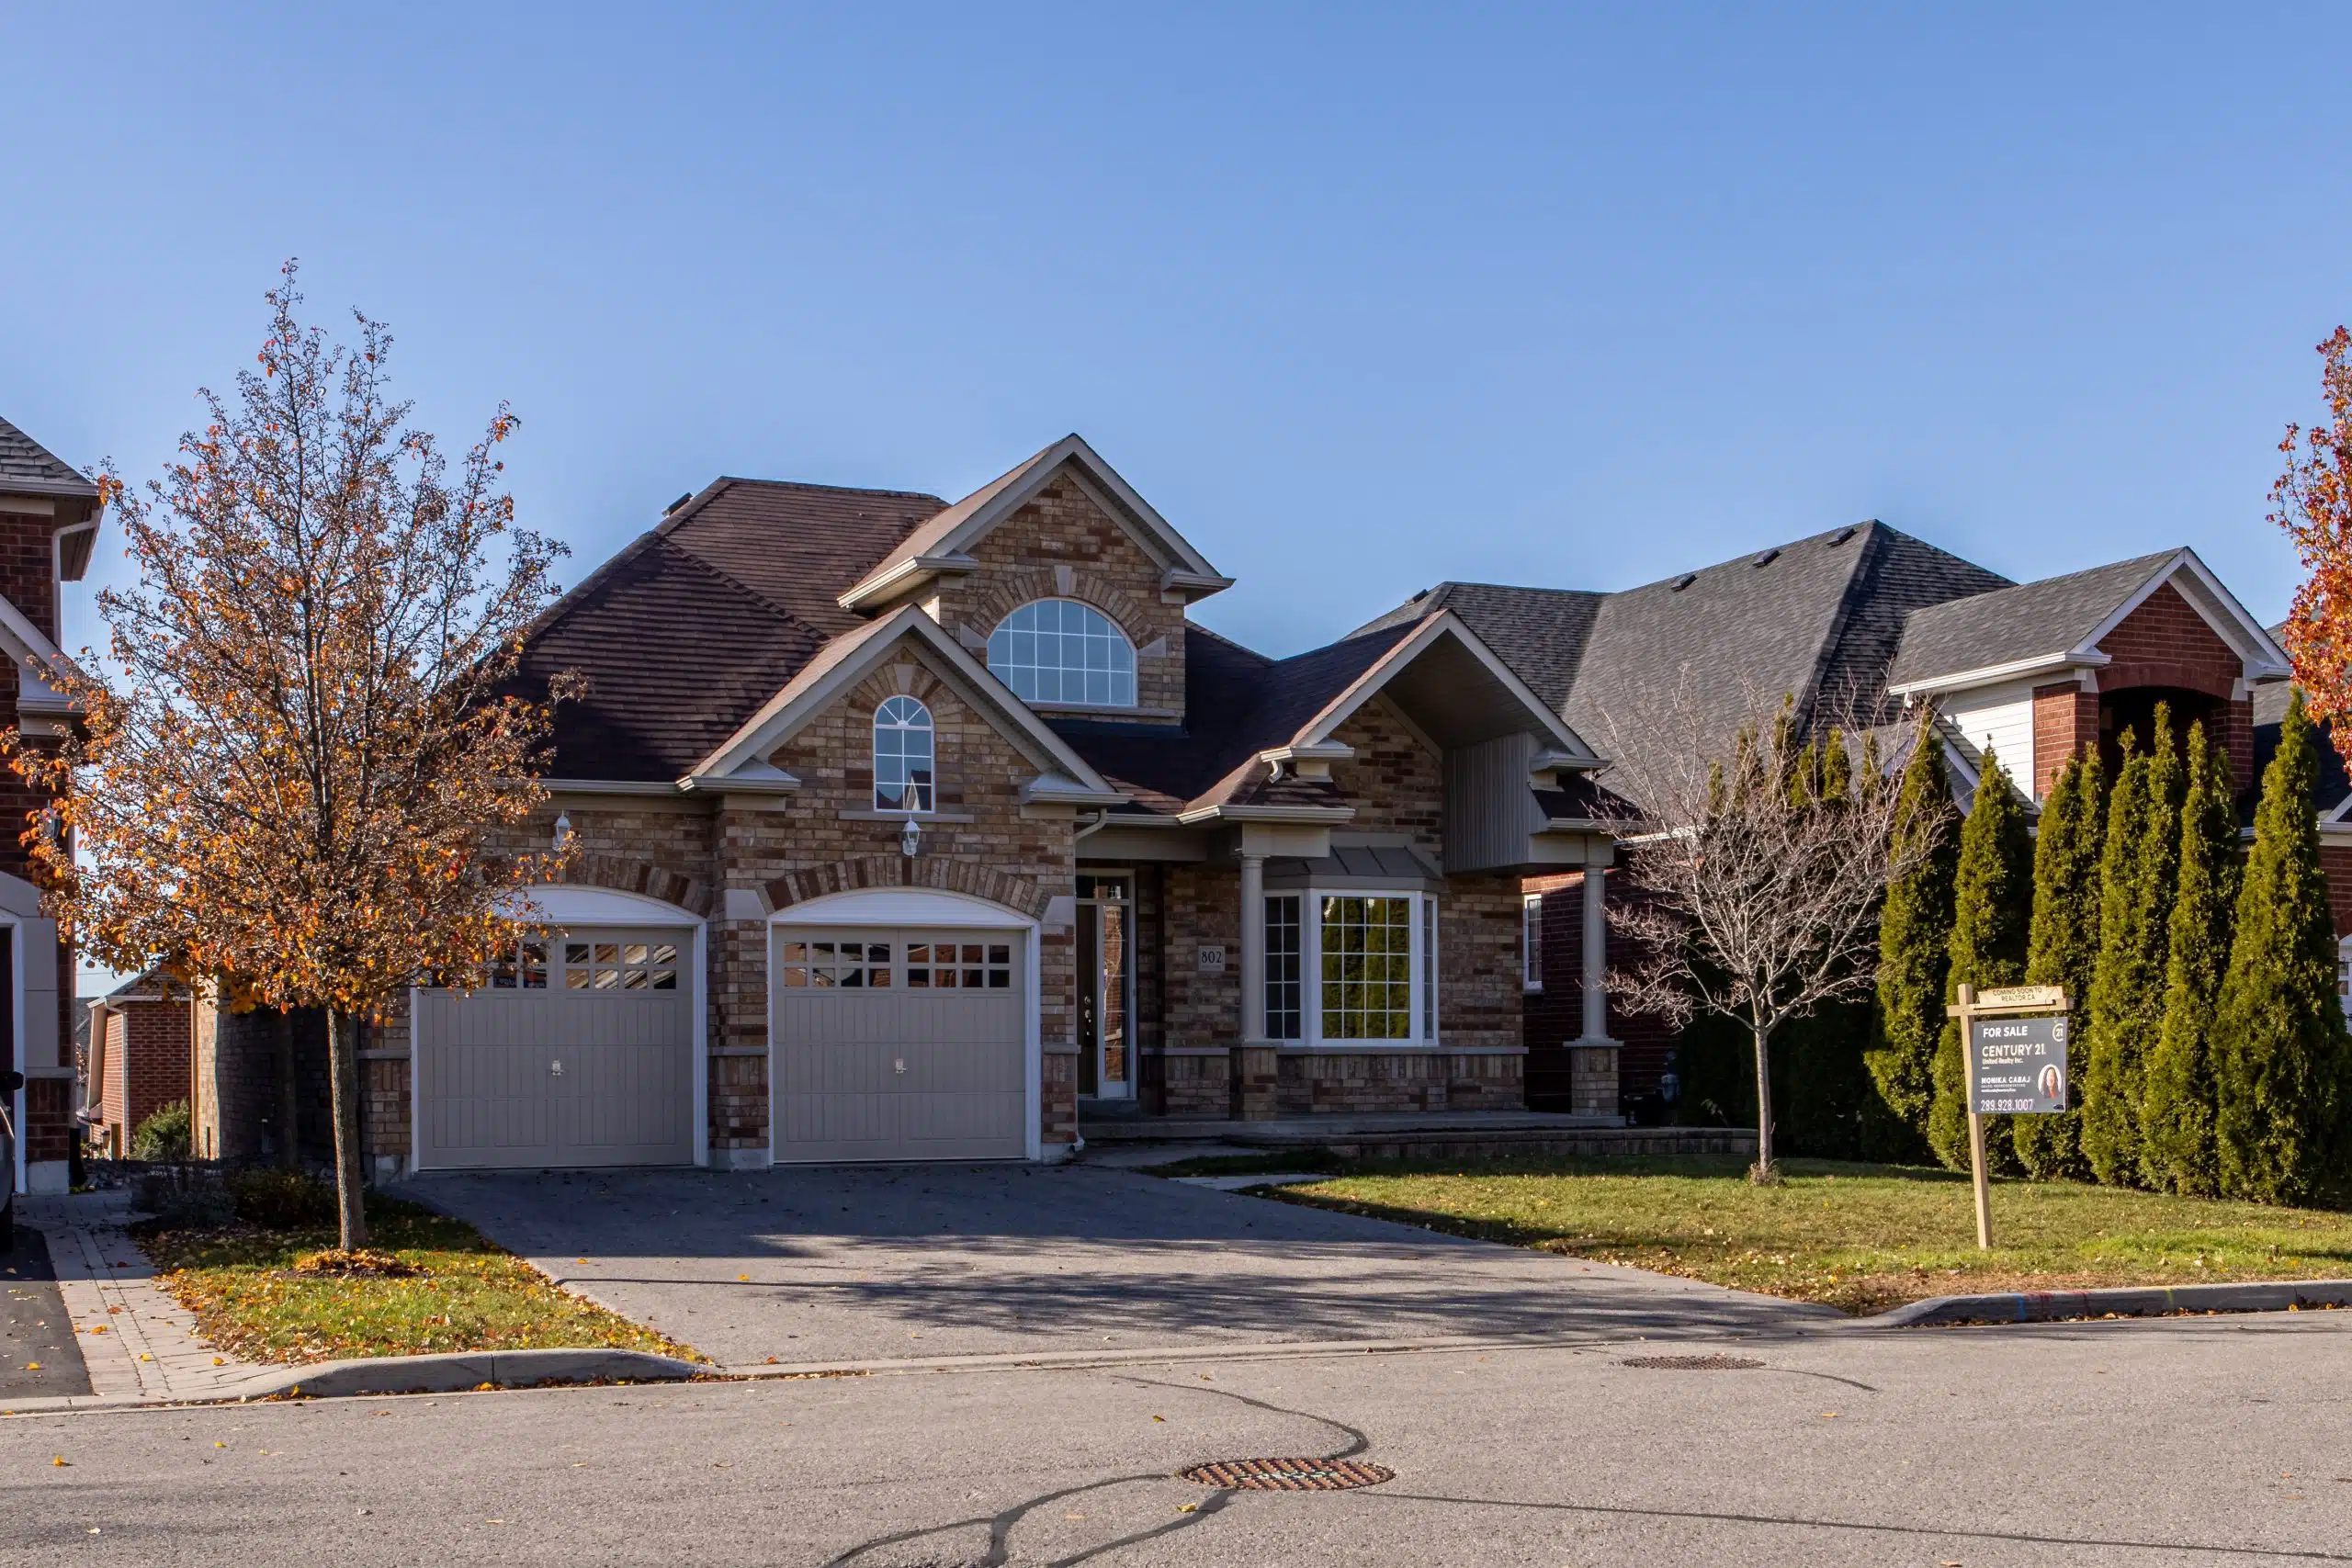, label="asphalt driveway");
[419,1162,1831,1369]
